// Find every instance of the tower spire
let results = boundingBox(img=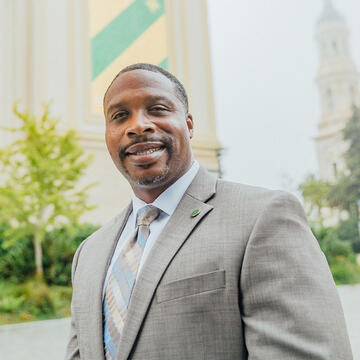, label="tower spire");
[318,0,343,23]
[324,0,334,10]
[315,0,359,181]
